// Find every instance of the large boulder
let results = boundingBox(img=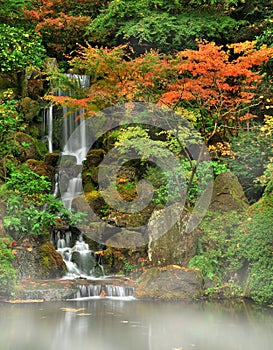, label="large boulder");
[148,205,199,267]
[13,236,66,279]
[134,265,202,299]
[209,172,249,212]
